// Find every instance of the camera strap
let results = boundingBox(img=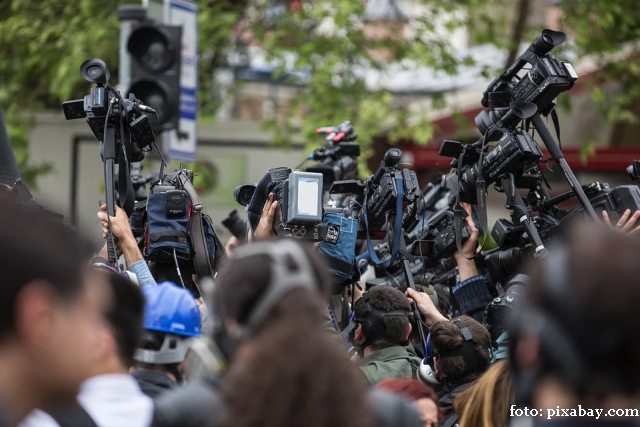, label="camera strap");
[363,177,404,268]
[176,171,214,280]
